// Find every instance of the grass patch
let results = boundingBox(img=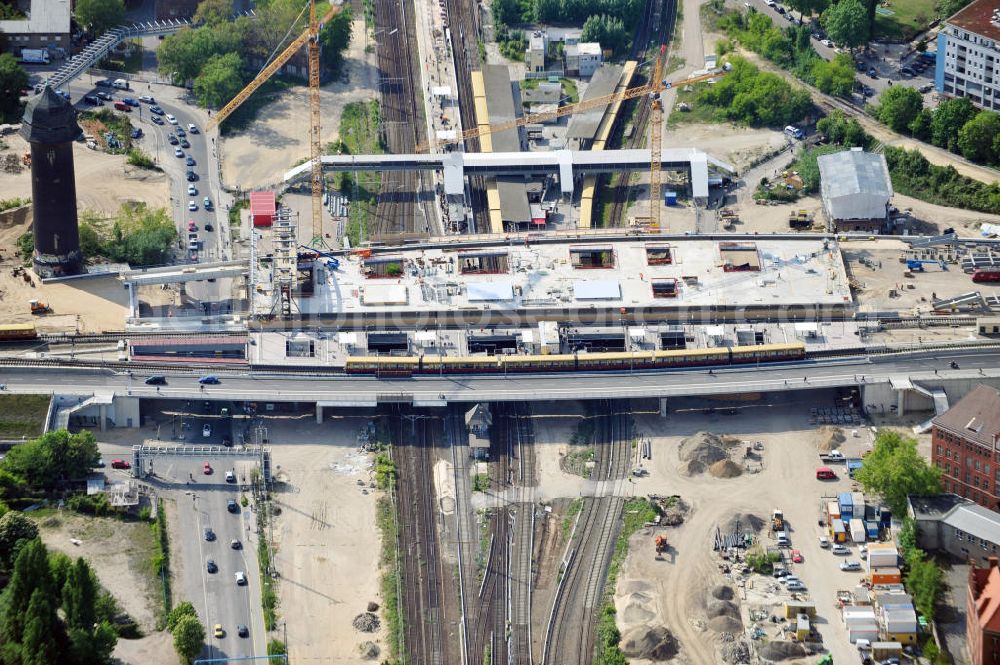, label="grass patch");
[472,472,489,492]
[376,496,403,662]
[126,148,159,170]
[0,394,50,439]
[328,100,383,247]
[666,55,685,75]
[228,198,248,227]
[99,40,143,73]
[560,78,579,104]
[79,108,134,154]
[873,0,937,40]
[561,498,584,538]
[594,497,661,665]
[665,84,722,127]
[152,498,172,627]
[561,447,595,477]
[257,532,278,630]
[0,197,30,212]
[374,451,396,490]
